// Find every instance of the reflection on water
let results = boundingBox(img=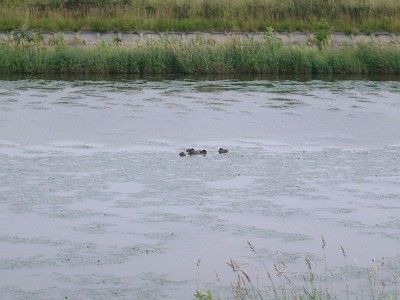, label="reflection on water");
[0,76,400,299]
